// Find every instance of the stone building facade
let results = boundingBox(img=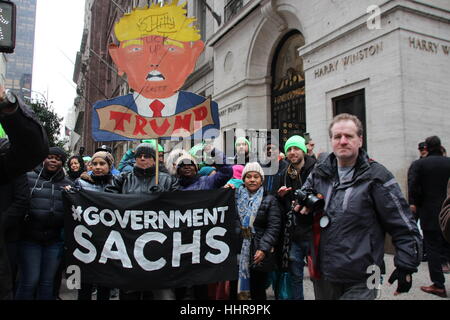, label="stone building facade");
[72,0,450,192]
[183,0,450,192]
